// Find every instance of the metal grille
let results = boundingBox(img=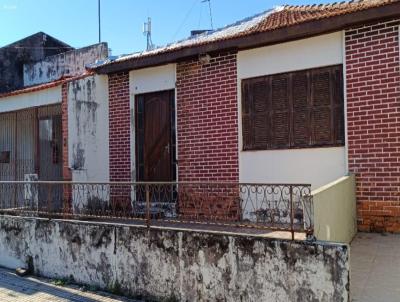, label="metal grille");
[0,181,314,239]
[0,105,62,182]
